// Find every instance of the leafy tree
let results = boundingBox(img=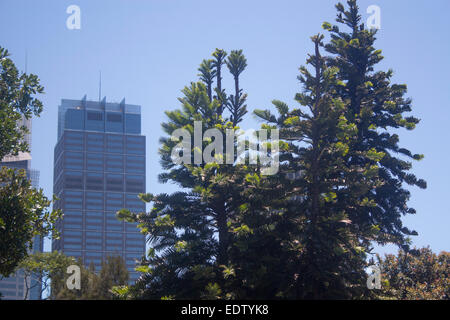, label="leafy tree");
[51,259,99,300]
[0,47,43,160]
[51,255,129,300]
[0,46,61,277]
[0,168,60,277]
[376,247,449,300]
[18,251,77,300]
